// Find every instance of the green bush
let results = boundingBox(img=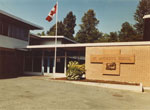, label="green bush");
[66,61,85,80]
